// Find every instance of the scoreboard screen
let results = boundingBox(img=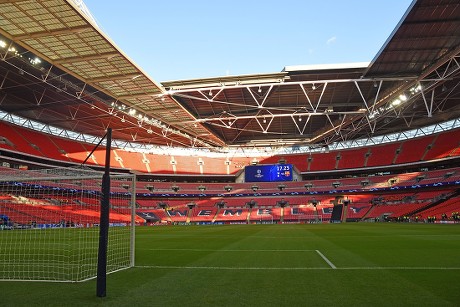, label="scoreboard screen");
[244,164,293,182]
